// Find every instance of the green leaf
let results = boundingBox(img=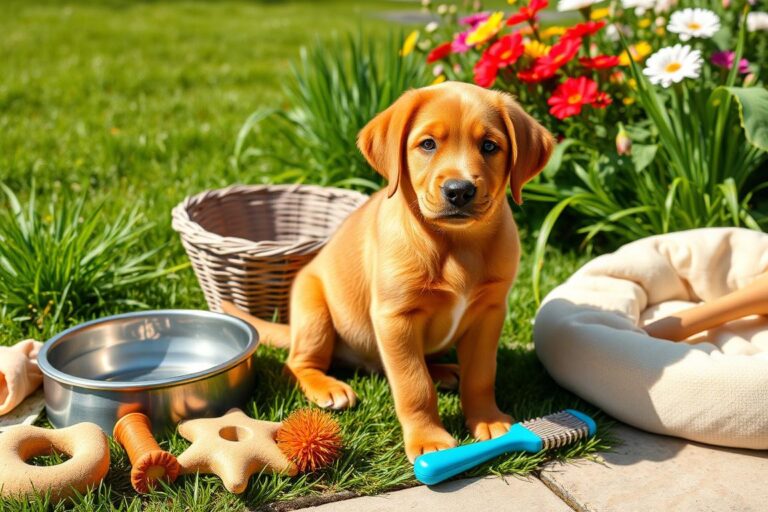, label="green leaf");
[631,144,658,173]
[542,138,578,180]
[233,108,280,161]
[532,194,586,304]
[711,87,768,151]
